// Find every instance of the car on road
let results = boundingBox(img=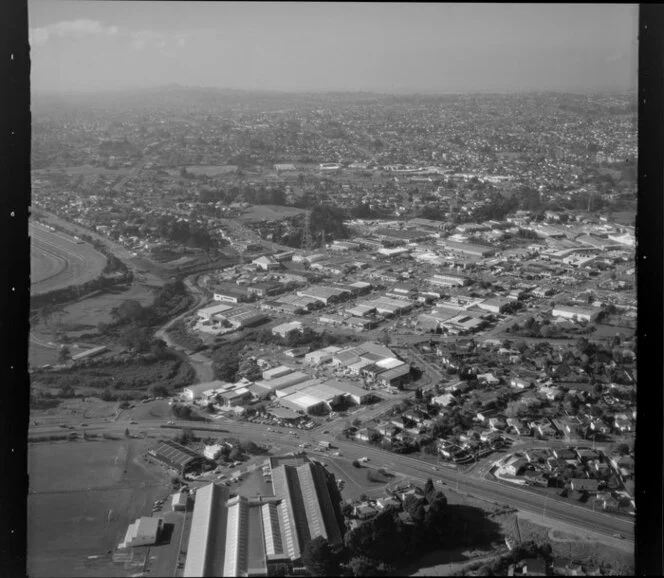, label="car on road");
[130,421,138,424]
[80,423,88,427]
[323,430,329,434]
[432,466,439,471]
[612,533,625,539]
